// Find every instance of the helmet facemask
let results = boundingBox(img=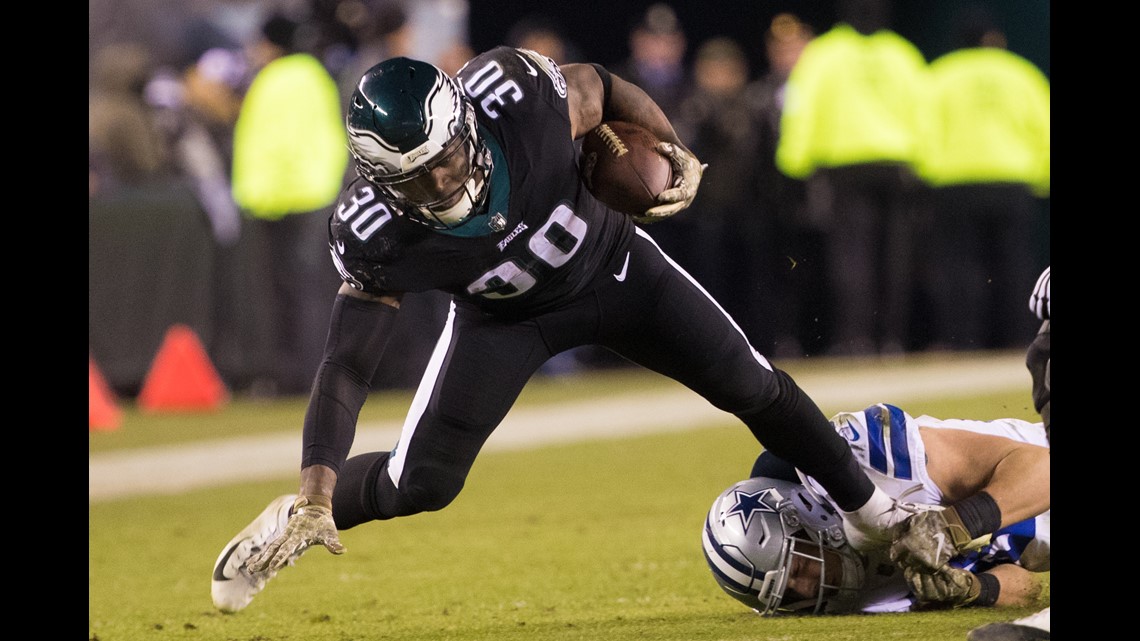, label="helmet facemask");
[755,520,865,615]
[358,103,492,230]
